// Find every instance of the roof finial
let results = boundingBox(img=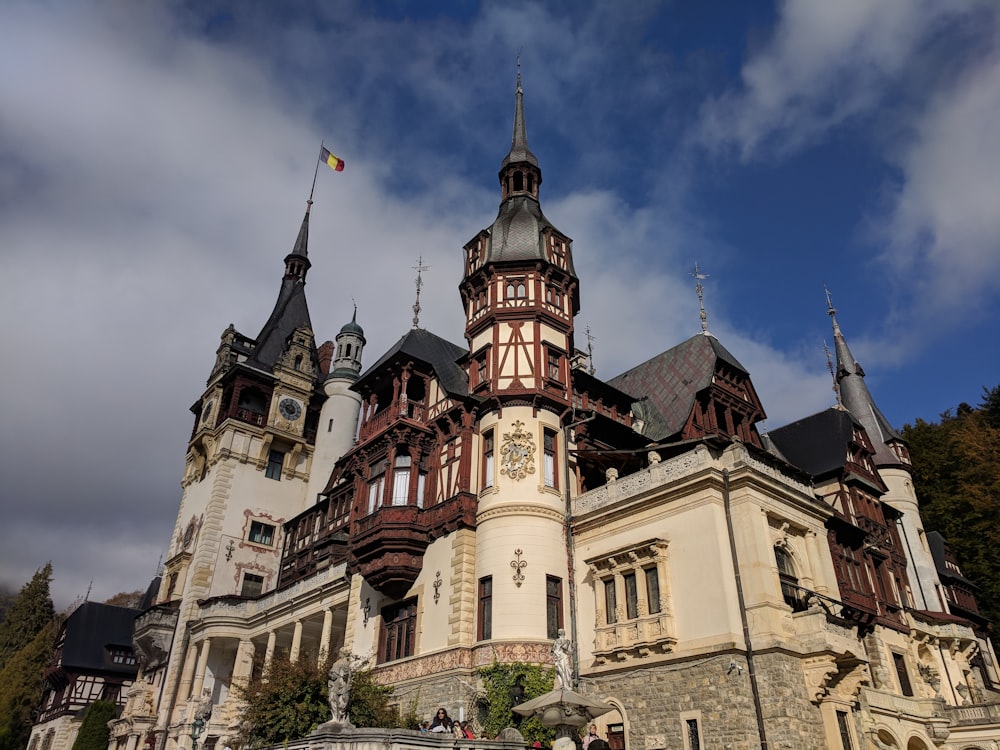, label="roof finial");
[692,263,710,334]
[825,285,842,333]
[823,340,843,408]
[351,298,358,322]
[585,325,597,376]
[412,256,430,329]
[516,49,522,92]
